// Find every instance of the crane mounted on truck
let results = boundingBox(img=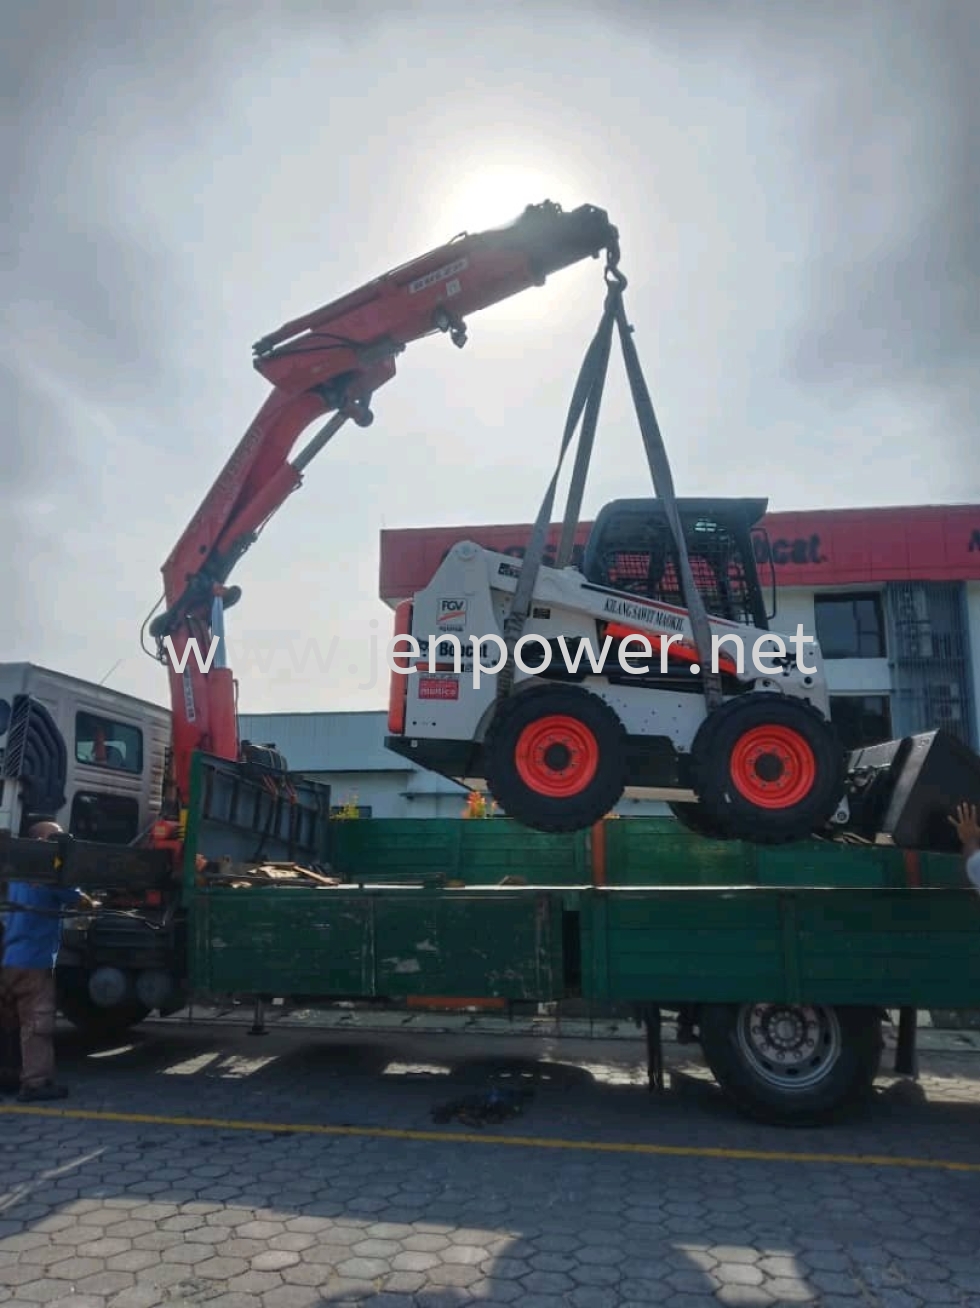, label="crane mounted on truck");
[143,200,625,850]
